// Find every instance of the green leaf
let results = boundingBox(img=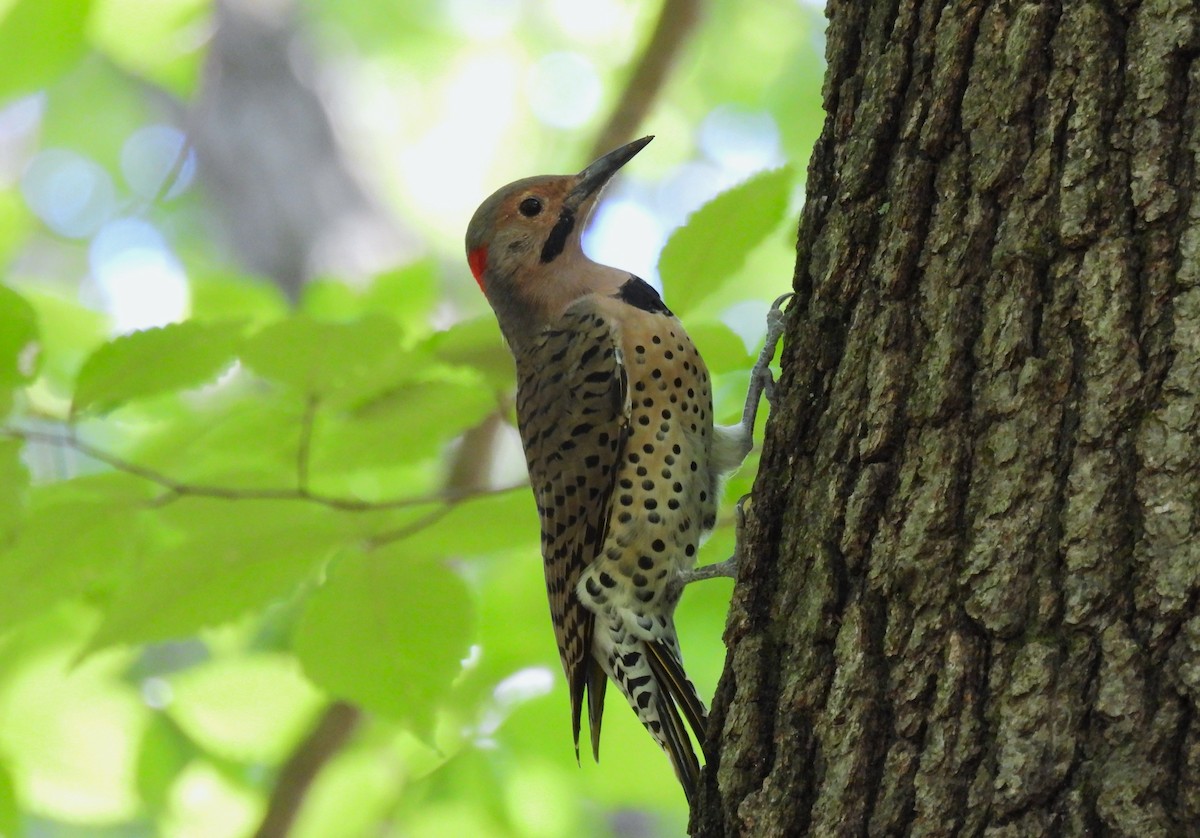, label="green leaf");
[167,653,324,763]
[313,374,496,473]
[190,271,288,327]
[659,166,793,315]
[89,499,351,650]
[19,290,109,395]
[127,393,307,490]
[687,321,753,375]
[0,611,149,823]
[38,60,154,174]
[291,741,443,838]
[400,488,538,557]
[0,189,34,268]
[422,315,514,391]
[0,284,38,391]
[0,759,16,838]
[0,494,142,631]
[0,0,92,100]
[361,260,440,338]
[301,278,361,320]
[0,438,29,542]
[88,0,207,95]
[135,714,191,812]
[300,262,440,340]
[157,760,263,836]
[241,314,405,400]
[292,547,474,733]
[72,319,245,416]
